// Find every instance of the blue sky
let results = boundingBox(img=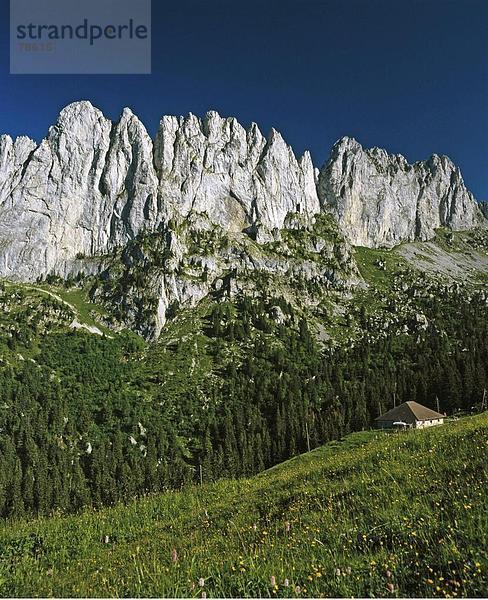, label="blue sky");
[1,0,487,199]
